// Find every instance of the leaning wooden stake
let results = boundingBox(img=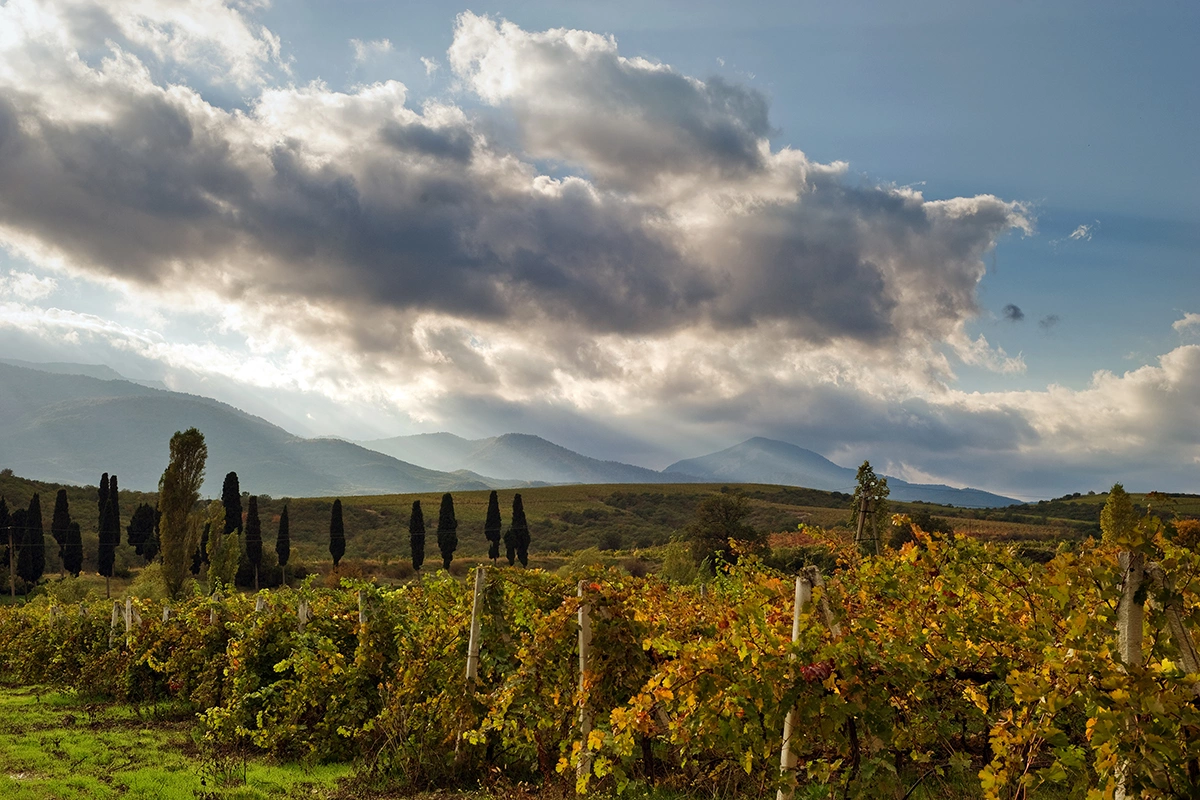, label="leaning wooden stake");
[465,567,486,682]
[577,580,594,792]
[109,600,120,647]
[1146,562,1200,677]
